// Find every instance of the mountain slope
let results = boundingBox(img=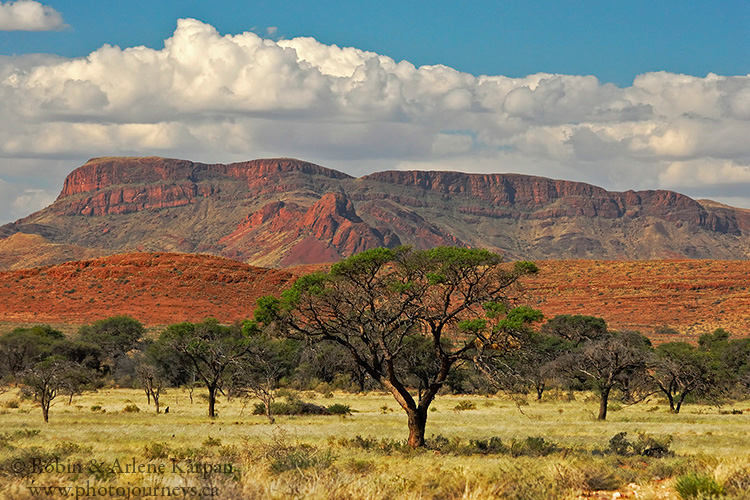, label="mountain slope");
[2,156,750,269]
